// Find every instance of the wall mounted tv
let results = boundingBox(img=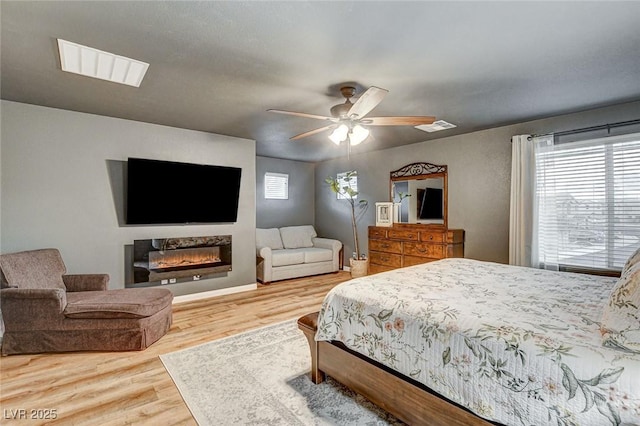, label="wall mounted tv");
[418,188,444,220]
[126,158,242,225]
